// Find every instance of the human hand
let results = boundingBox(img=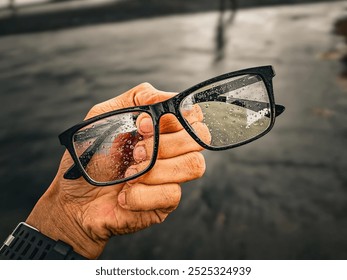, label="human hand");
[26,83,210,259]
